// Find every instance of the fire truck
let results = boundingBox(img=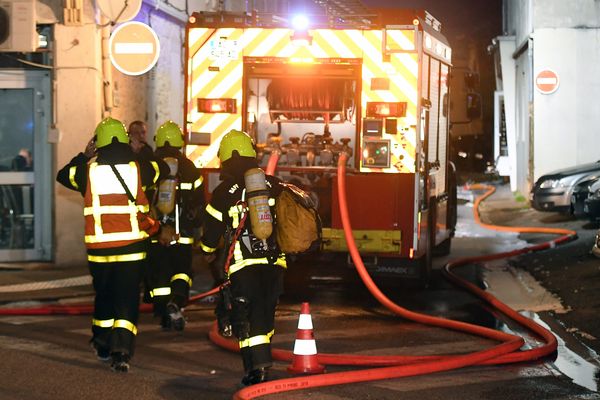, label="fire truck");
[448,41,486,172]
[184,8,457,283]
